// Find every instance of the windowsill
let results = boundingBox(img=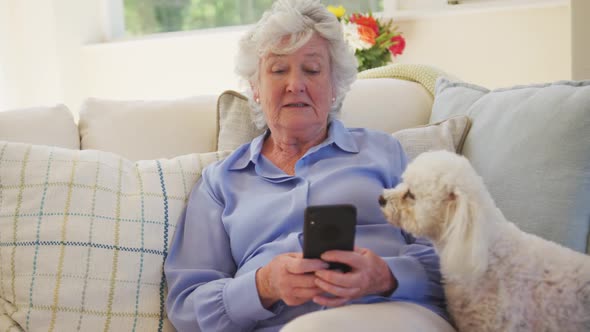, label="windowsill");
[382,0,569,21]
[96,0,569,46]
[93,23,253,46]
